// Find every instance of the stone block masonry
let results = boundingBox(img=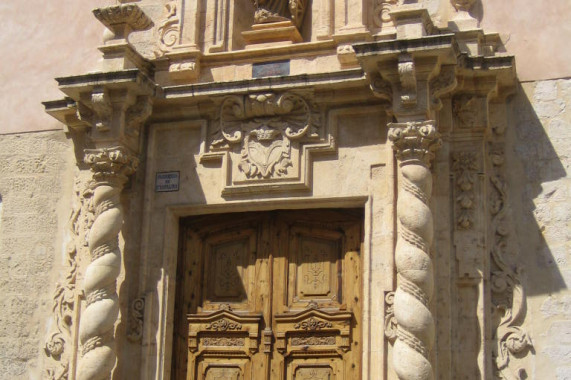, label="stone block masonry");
[0,131,74,379]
